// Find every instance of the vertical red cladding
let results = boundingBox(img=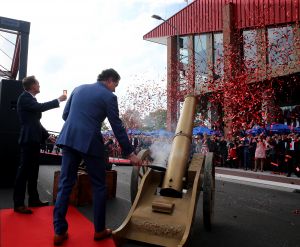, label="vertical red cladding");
[143,0,300,40]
